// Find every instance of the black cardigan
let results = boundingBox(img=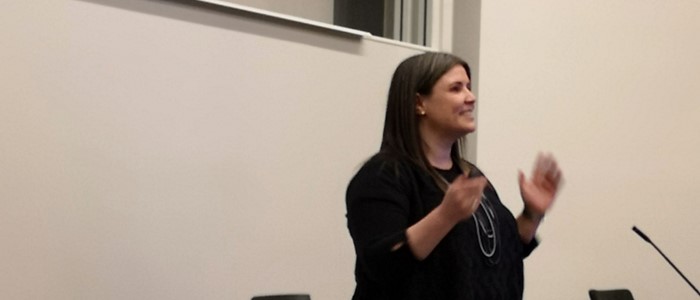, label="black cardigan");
[346,153,537,300]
